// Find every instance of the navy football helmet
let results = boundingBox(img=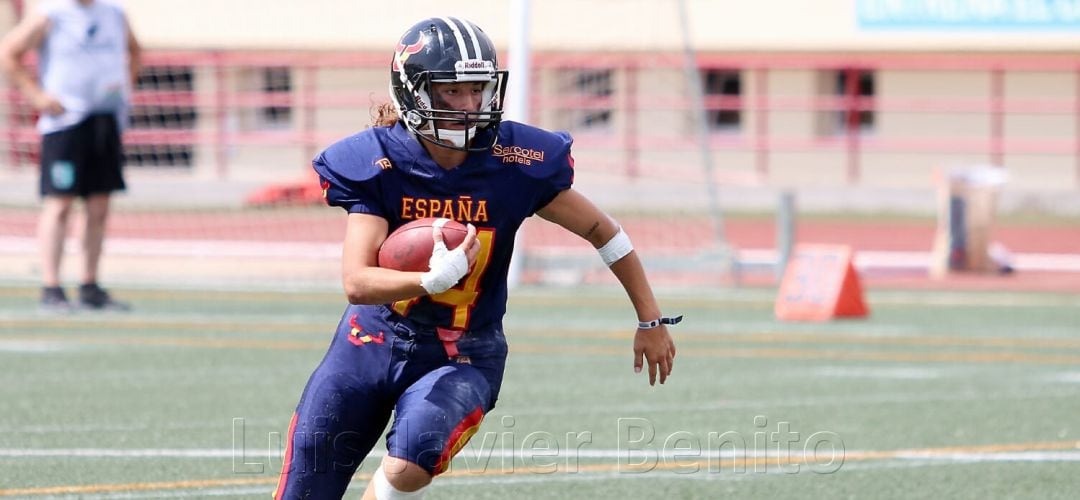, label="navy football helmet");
[389,17,508,151]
